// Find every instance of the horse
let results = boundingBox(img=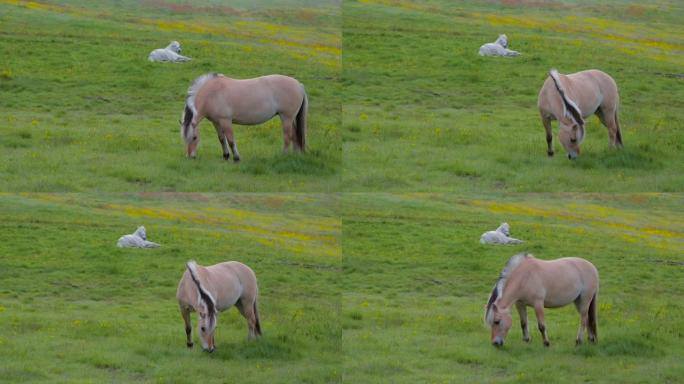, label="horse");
[538,69,623,159]
[176,260,262,353]
[484,253,599,347]
[179,73,308,161]
[479,34,521,57]
[148,41,191,62]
